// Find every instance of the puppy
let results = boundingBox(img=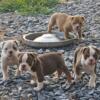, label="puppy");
[17,52,72,91]
[73,45,100,87]
[1,40,19,80]
[48,12,85,39]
